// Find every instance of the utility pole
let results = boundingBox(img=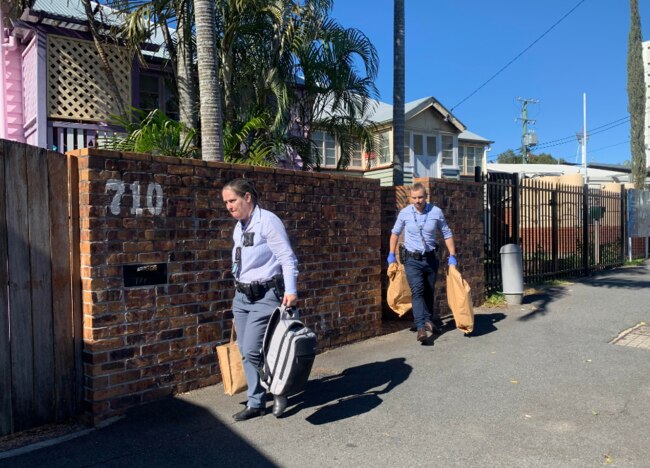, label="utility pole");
[517,97,538,163]
[576,93,589,183]
[581,93,588,182]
